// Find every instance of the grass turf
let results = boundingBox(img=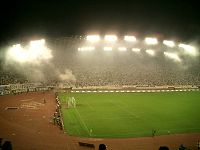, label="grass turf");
[58,91,200,138]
